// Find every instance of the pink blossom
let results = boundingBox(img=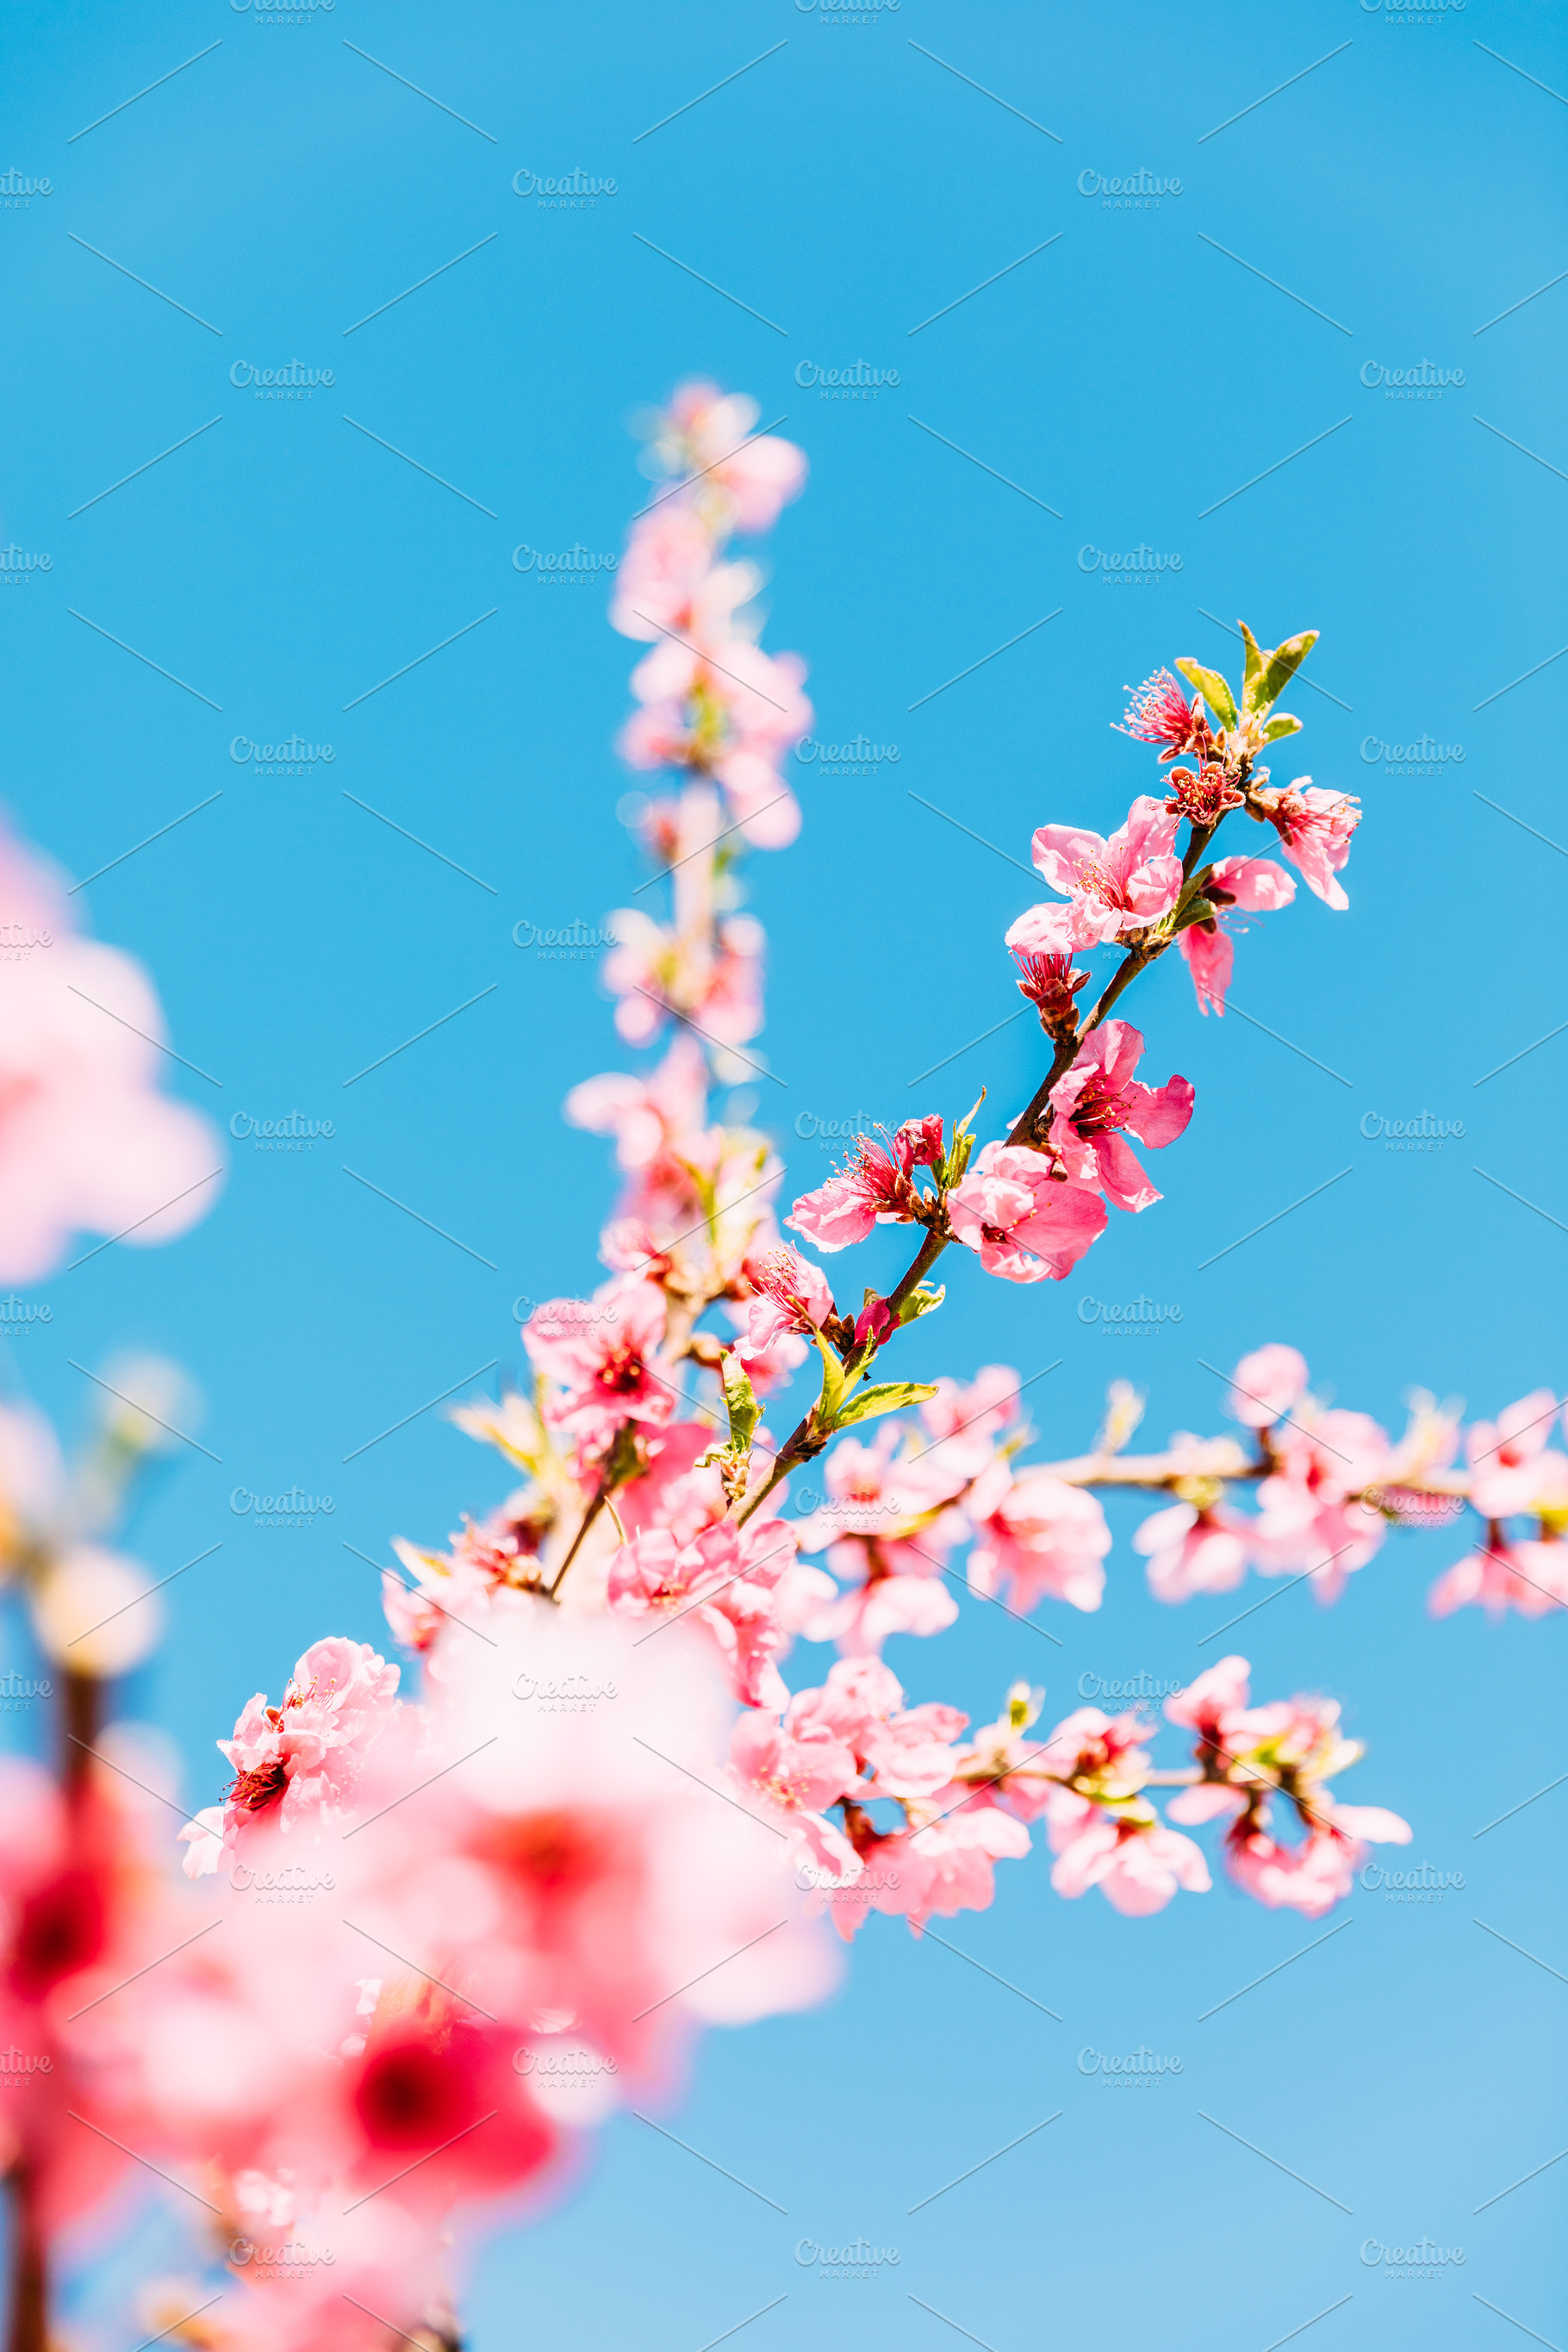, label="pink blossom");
[918,1366,1022,1462]
[180,1640,404,1875]
[1049,1815,1210,1915]
[1428,1537,1568,1621]
[732,1245,836,1365]
[1264,781,1361,909]
[0,814,222,1281]
[1178,919,1234,1017]
[1134,1502,1250,1602]
[654,383,808,534]
[600,906,764,1048]
[787,1136,916,1253]
[524,1279,675,1453]
[564,1034,708,1171]
[1228,1343,1309,1429]
[1047,1022,1194,1212]
[803,1571,959,1654]
[968,1465,1111,1613]
[1029,796,1184,947]
[1250,1410,1391,1598]
[1178,854,1296,1016]
[1465,1389,1568,1520]
[948,1142,1107,1283]
[609,1514,831,1709]
[1114,669,1206,757]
